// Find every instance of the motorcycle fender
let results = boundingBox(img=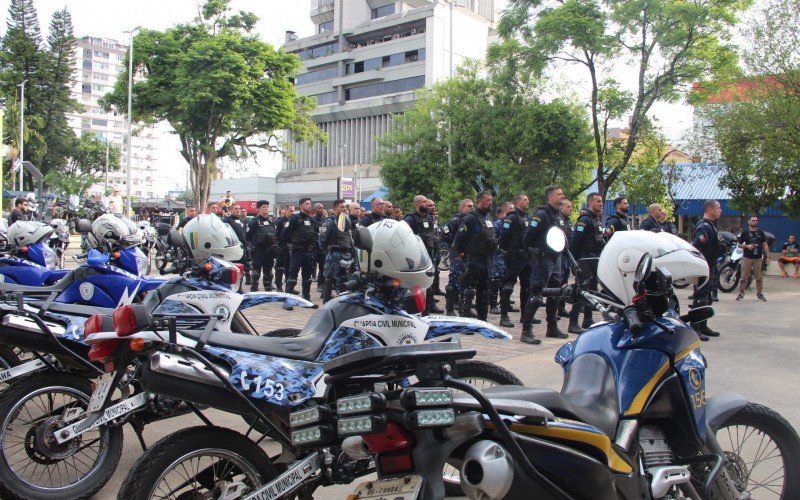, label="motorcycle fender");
[342,314,430,345]
[706,394,748,433]
[424,315,513,340]
[239,292,316,310]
